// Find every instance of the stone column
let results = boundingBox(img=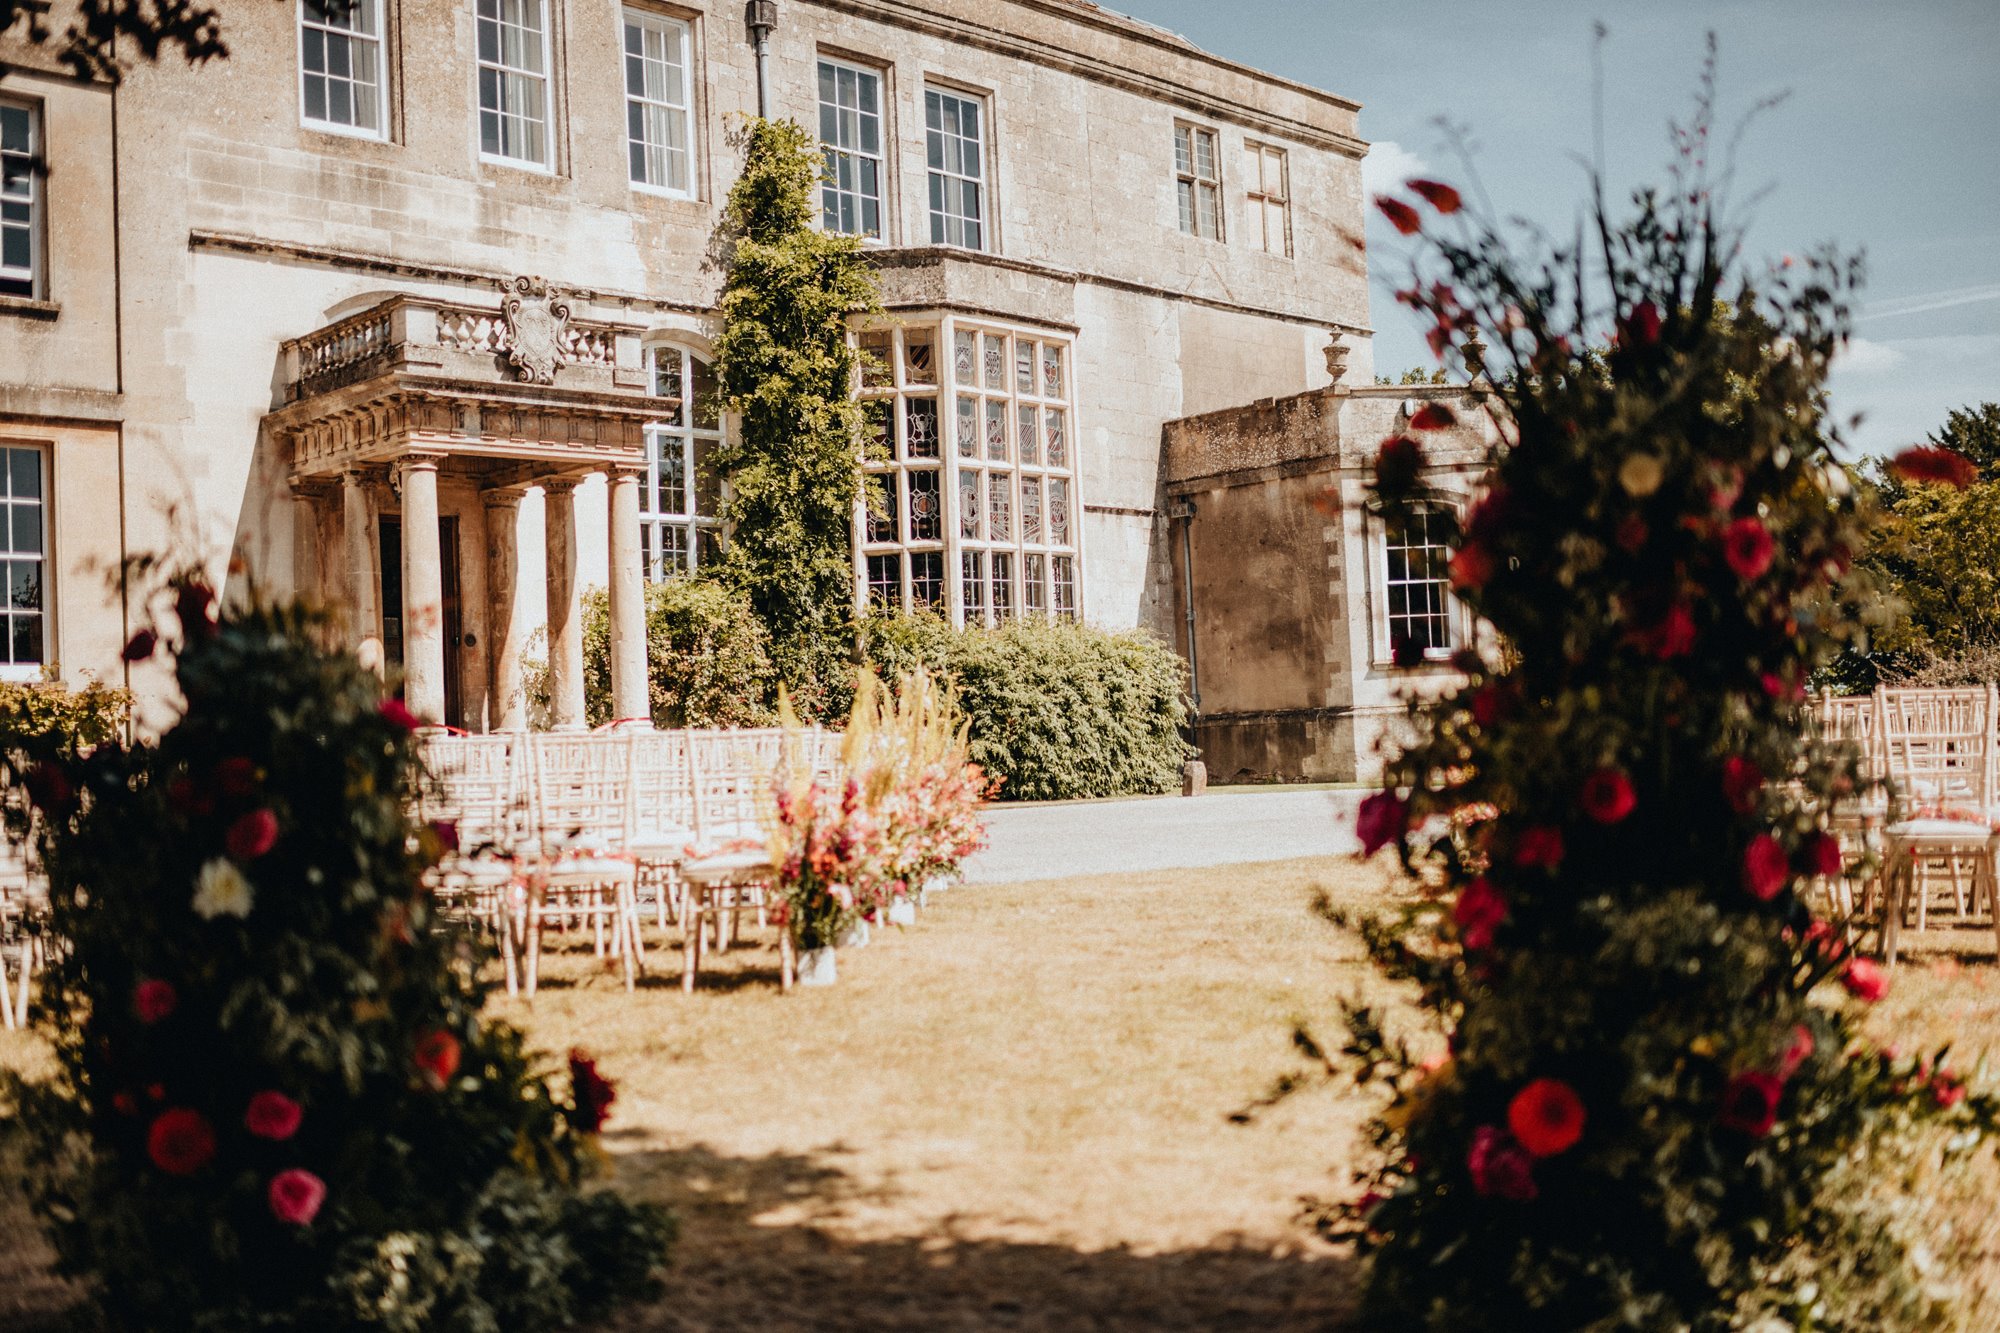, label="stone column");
[290,482,322,603]
[483,489,529,731]
[398,453,448,725]
[543,477,586,730]
[606,466,650,725]
[340,470,378,654]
